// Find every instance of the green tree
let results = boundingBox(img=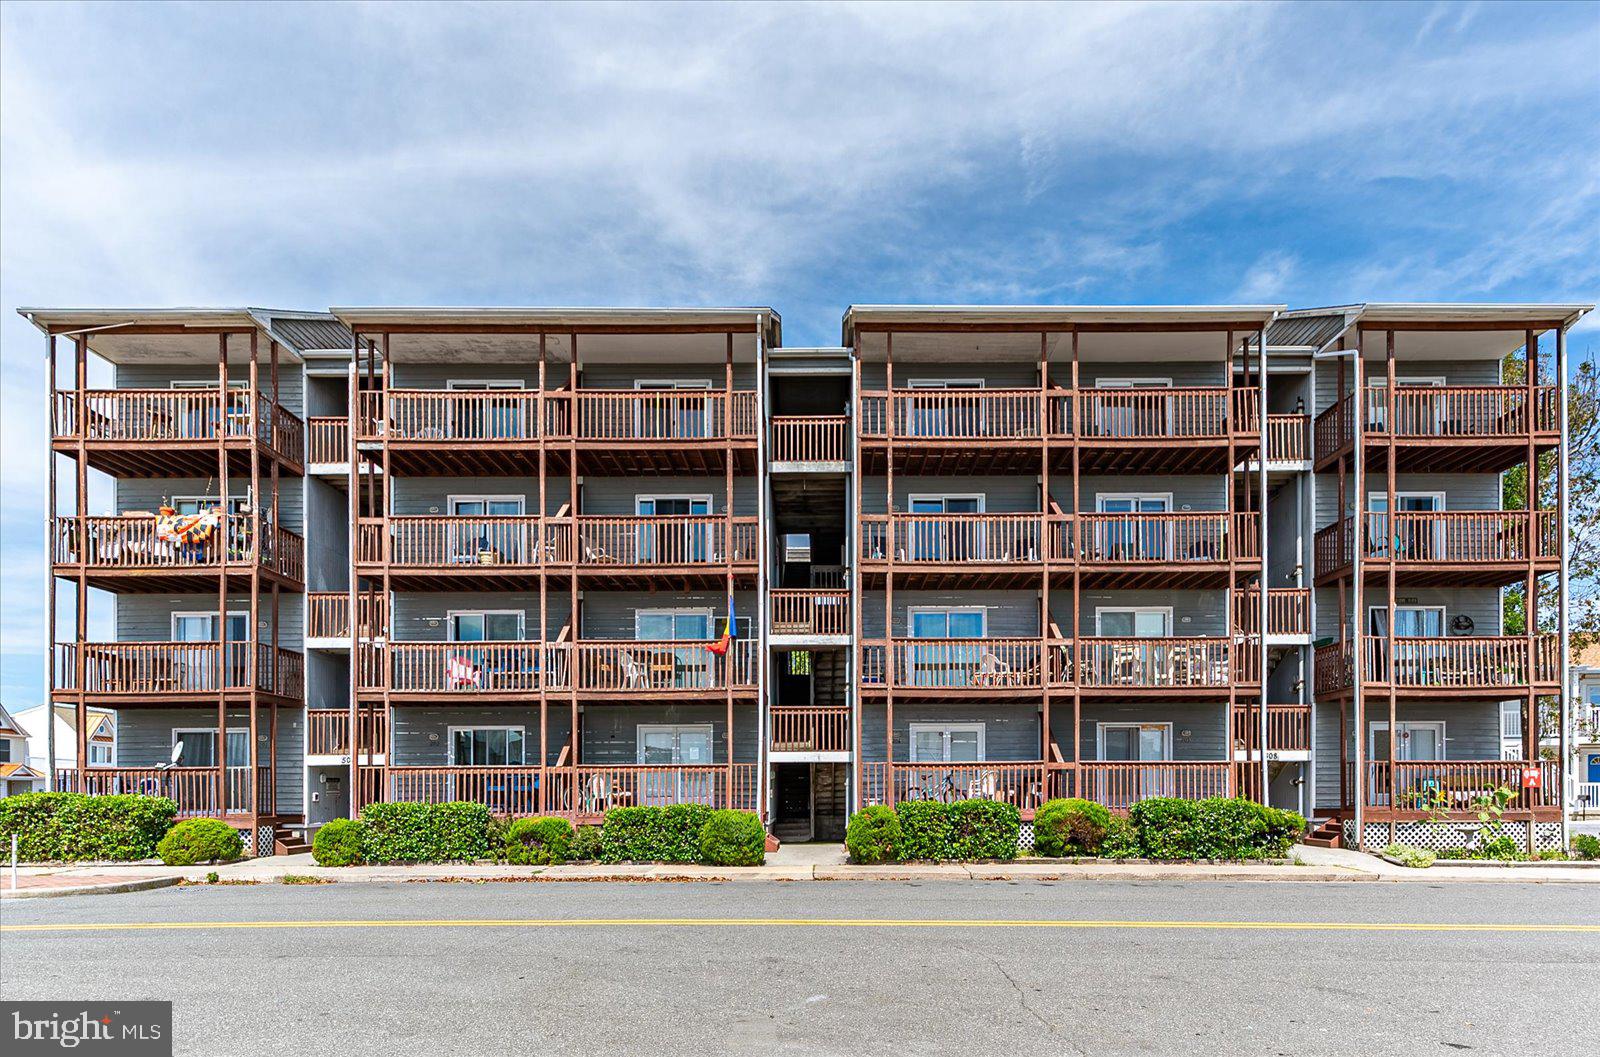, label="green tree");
[1502,344,1599,650]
